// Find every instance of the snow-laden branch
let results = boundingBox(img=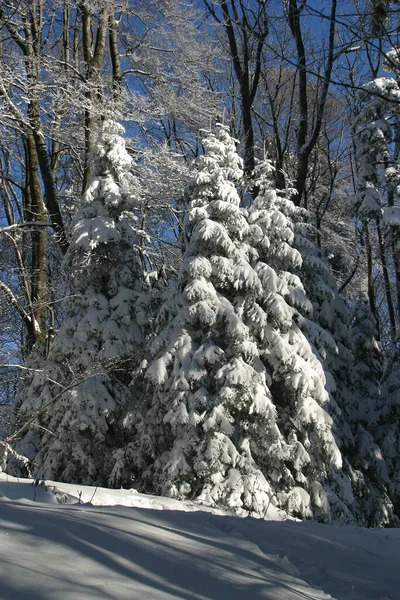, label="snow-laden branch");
[0,281,29,322]
[0,364,47,372]
[0,441,32,477]
[6,355,135,447]
[0,222,49,235]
